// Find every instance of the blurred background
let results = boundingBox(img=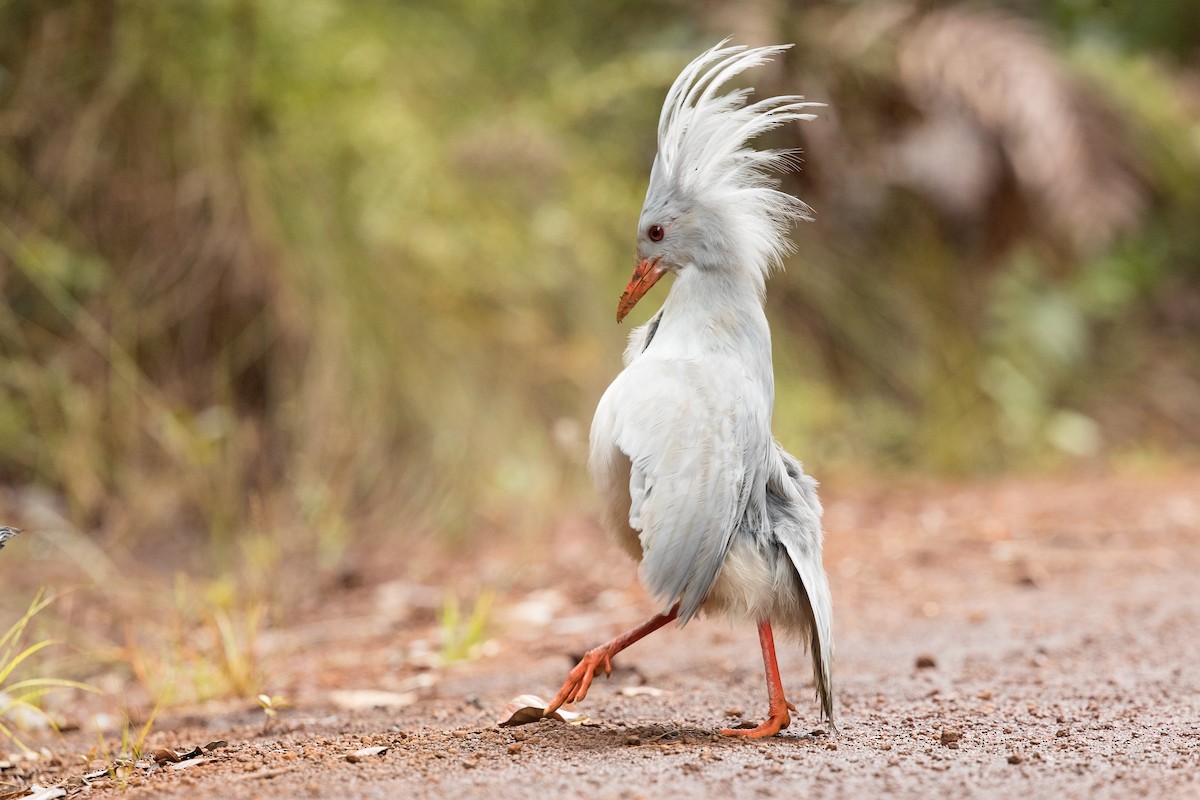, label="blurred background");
[0,0,1198,712]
